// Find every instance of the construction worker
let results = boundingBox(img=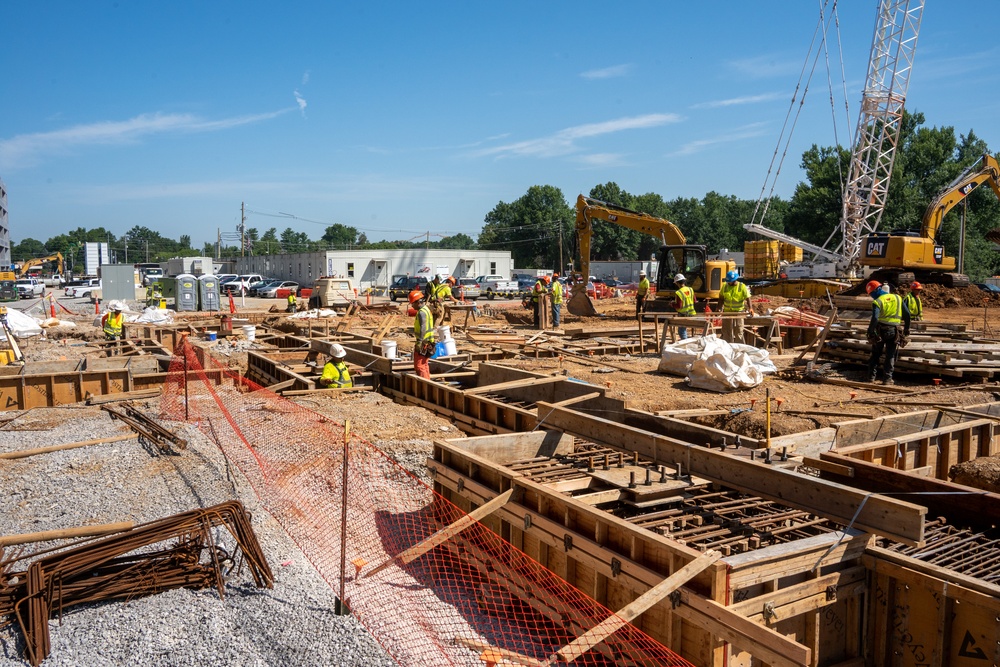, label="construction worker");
[410,289,436,379]
[101,302,125,356]
[286,289,298,313]
[145,282,162,308]
[718,270,753,344]
[672,273,696,339]
[866,280,911,385]
[903,281,923,321]
[532,275,550,328]
[318,343,353,388]
[550,273,563,328]
[636,270,650,318]
[425,274,454,323]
